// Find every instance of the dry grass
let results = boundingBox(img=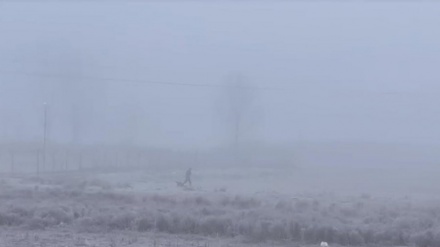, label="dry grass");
[0,176,440,247]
